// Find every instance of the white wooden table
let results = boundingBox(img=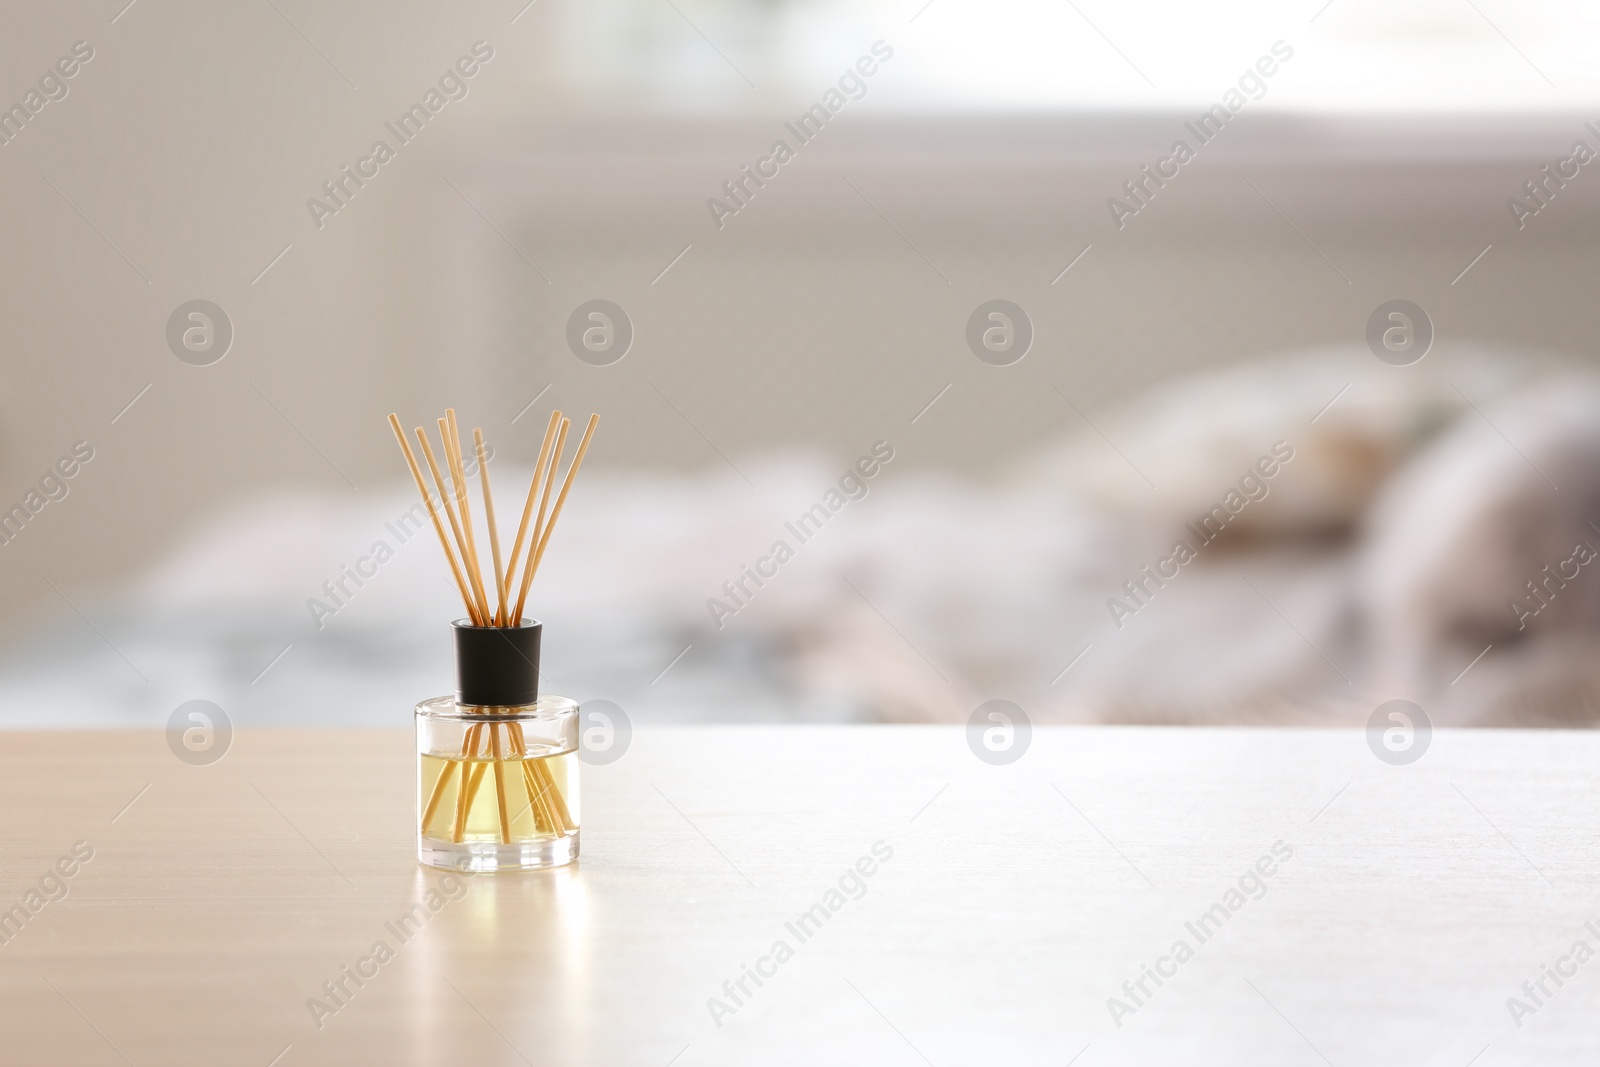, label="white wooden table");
[0,726,1593,1065]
